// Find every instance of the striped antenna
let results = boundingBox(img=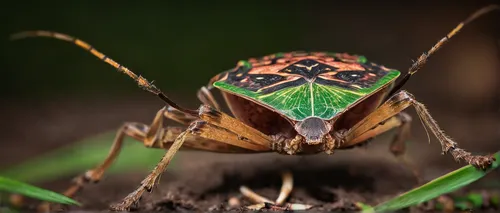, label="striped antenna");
[389,5,499,96]
[10,31,198,116]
